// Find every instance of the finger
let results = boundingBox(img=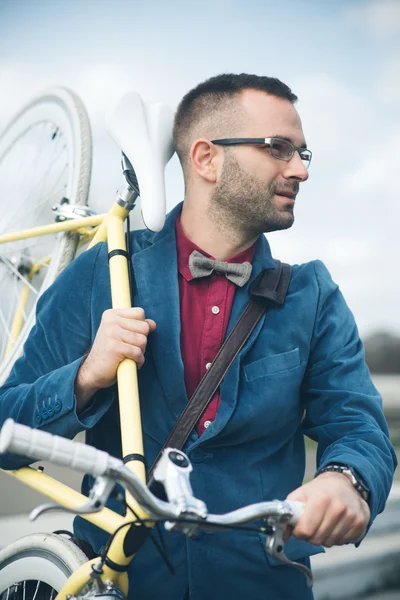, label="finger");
[112,307,146,320]
[117,317,152,336]
[146,318,157,332]
[310,499,368,547]
[119,330,148,352]
[305,501,347,546]
[292,506,325,541]
[323,519,354,548]
[340,512,369,545]
[119,341,145,368]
